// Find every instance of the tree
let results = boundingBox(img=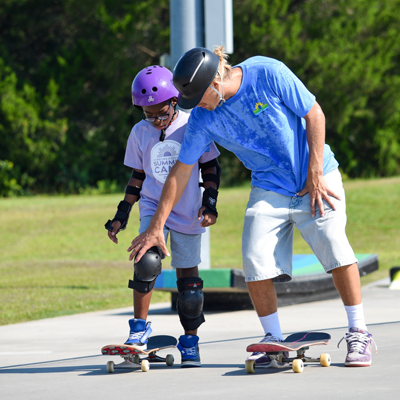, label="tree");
[0,0,170,194]
[1,0,400,196]
[232,0,400,177]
